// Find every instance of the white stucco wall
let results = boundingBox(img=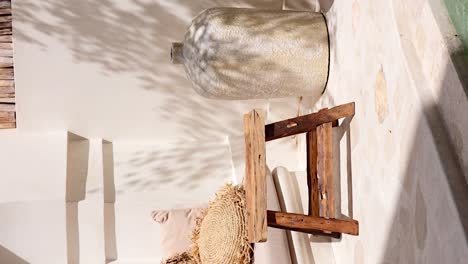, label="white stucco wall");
[5,0,466,263]
[0,130,68,203]
[0,133,239,263]
[11,0,280,141]
[1,0,286,262]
